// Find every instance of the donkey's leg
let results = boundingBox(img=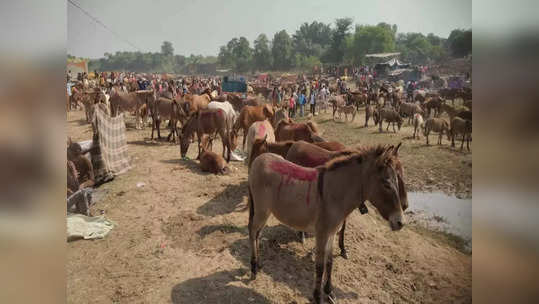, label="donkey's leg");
[151,118,155,140]
[461,134,465,151]
[242,128,247,152]
[298,231,305,244]
[196,132,202,160]
[338,220,347,259]
[157,119,162,139]
[313,234,330,304]
[324,235,336,304]
[249,210,270,279]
